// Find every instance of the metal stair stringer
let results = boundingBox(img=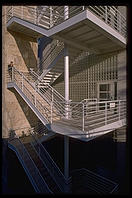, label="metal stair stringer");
[37,40,65,84]
[7,67,126,142]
